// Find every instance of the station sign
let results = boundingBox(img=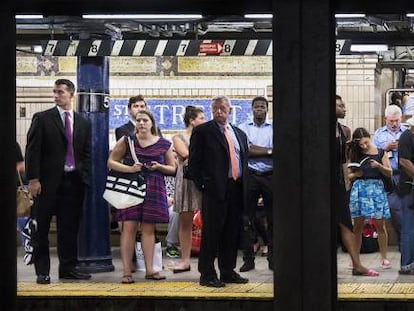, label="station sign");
[199,42,224,54]
[109,98,254,131]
